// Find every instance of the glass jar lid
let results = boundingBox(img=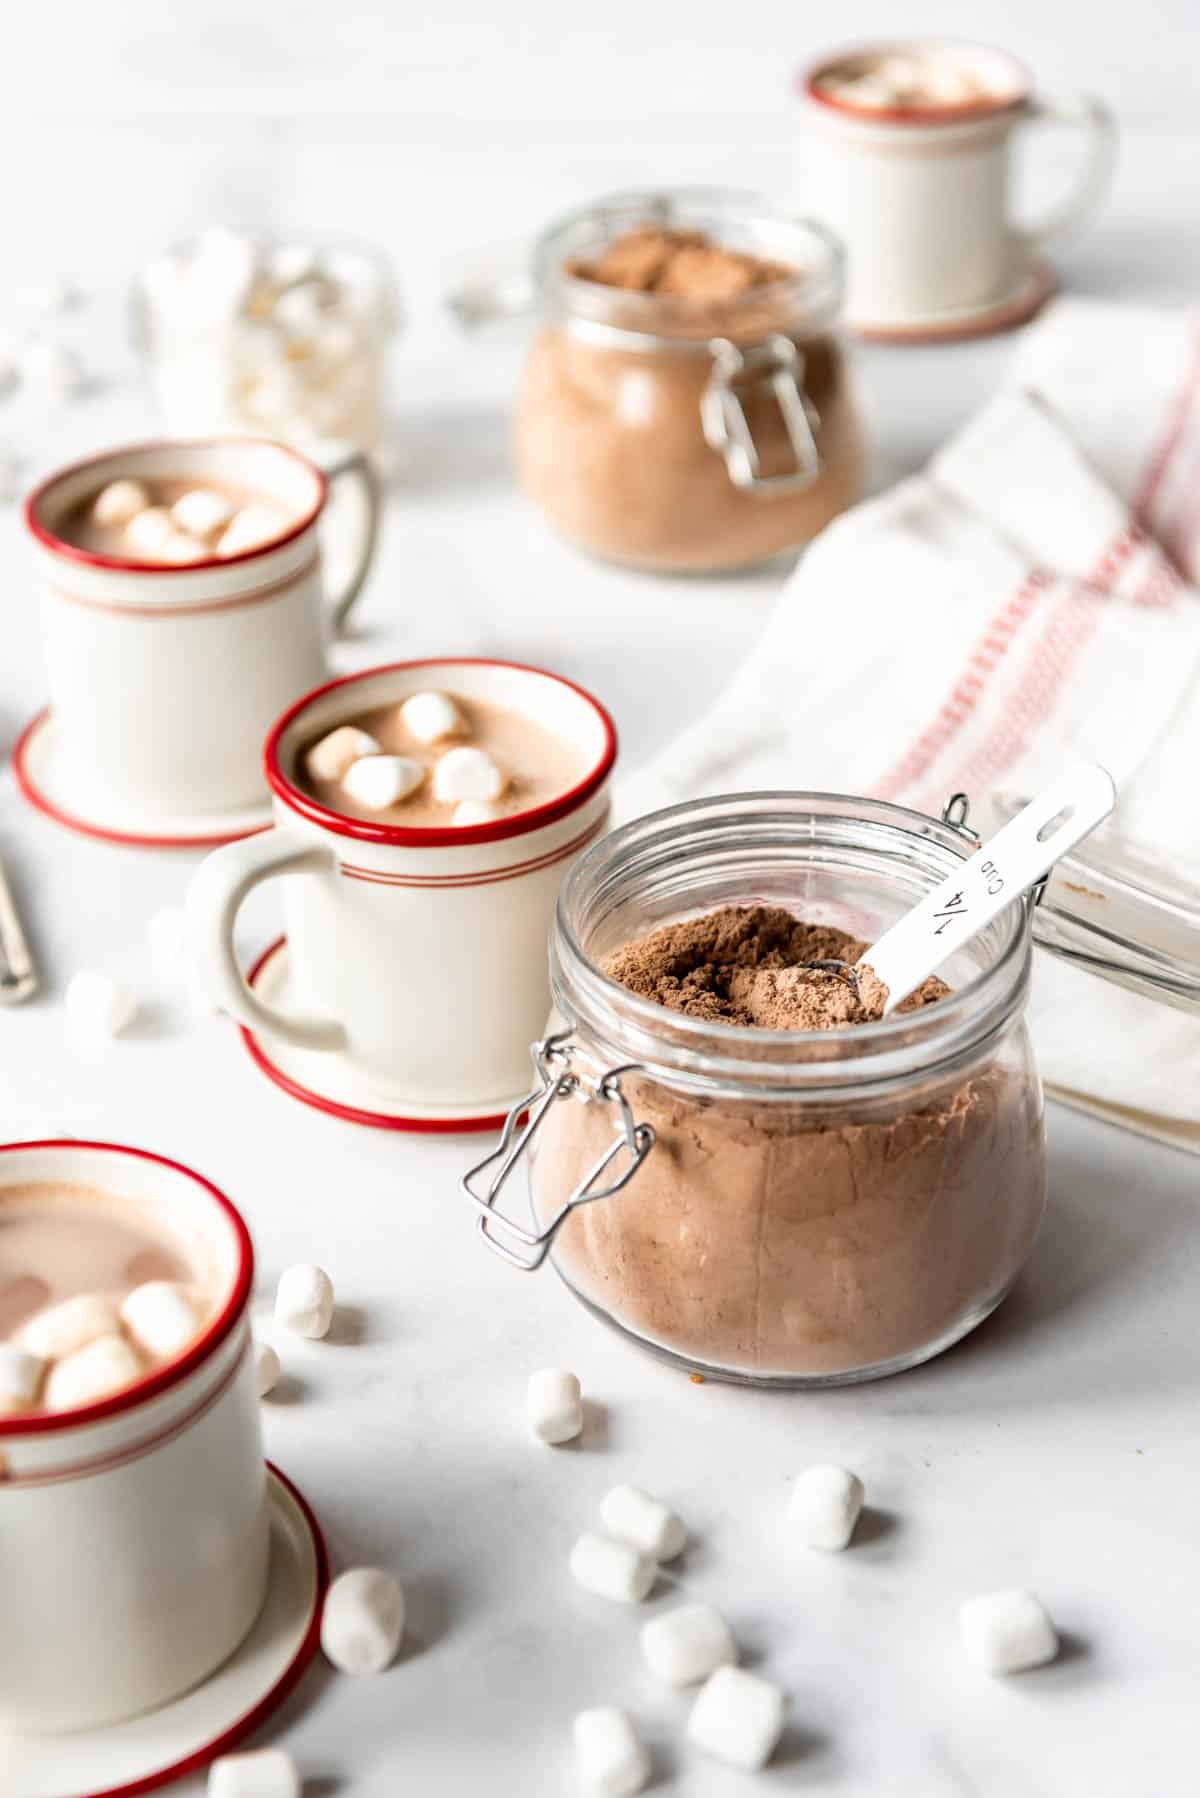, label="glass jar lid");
[993,792,1200,1013]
